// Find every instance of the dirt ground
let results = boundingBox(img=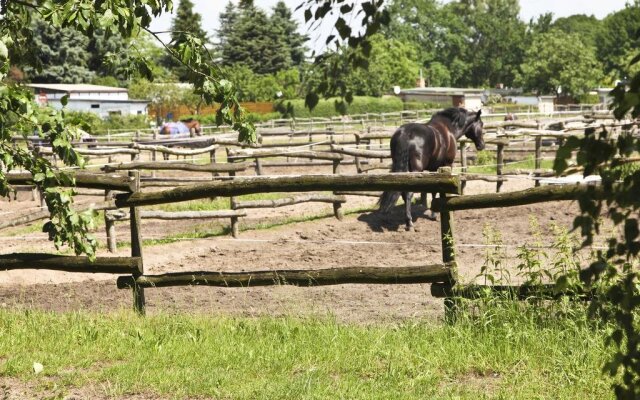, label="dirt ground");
[0,162,596,324]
